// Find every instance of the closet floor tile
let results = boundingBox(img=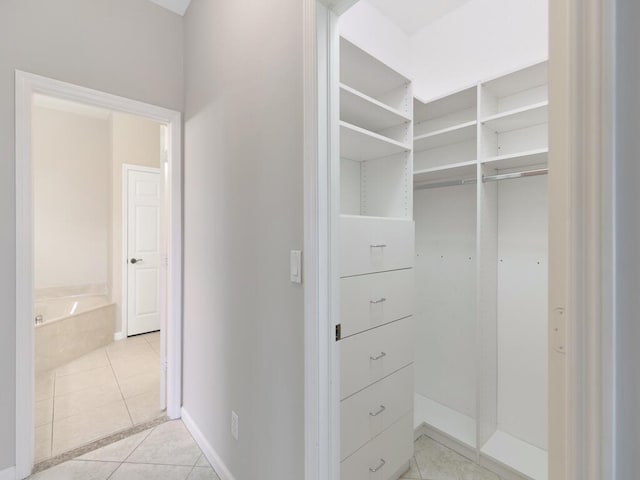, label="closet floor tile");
[414,435,500,480]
